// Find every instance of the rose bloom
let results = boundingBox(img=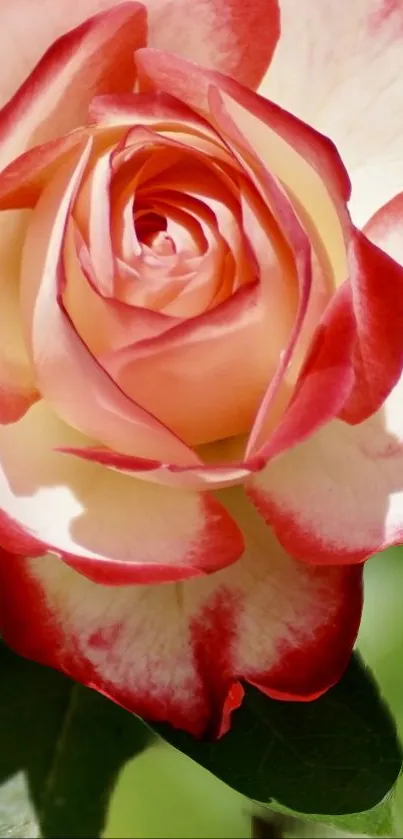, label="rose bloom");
[0,0,401,737]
